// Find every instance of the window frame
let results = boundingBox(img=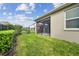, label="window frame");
[64,5,79,30]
